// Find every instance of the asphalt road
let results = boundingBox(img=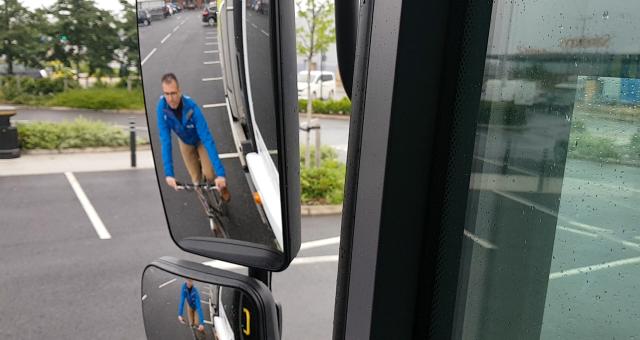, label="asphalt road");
[0,169,340,340]
[139,10,278,249]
